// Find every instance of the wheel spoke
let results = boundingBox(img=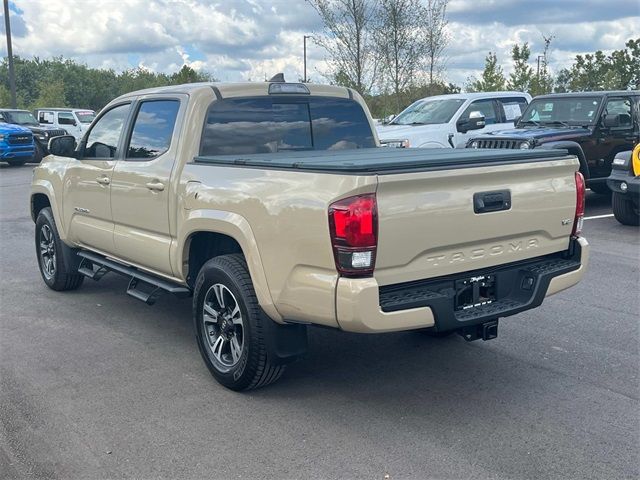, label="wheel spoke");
[203,303,218,321]
[230,304,242,325]
[213,284,225,308]
[212,335,226,362]
[230,336,242,363]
